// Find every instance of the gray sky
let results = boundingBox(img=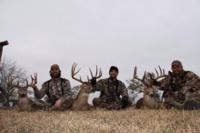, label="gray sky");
[0,0,200,86]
